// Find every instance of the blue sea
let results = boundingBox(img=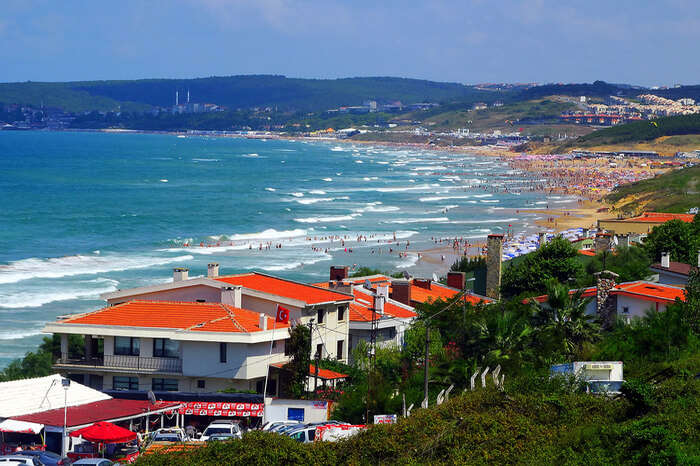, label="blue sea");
[0,131,575,367]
